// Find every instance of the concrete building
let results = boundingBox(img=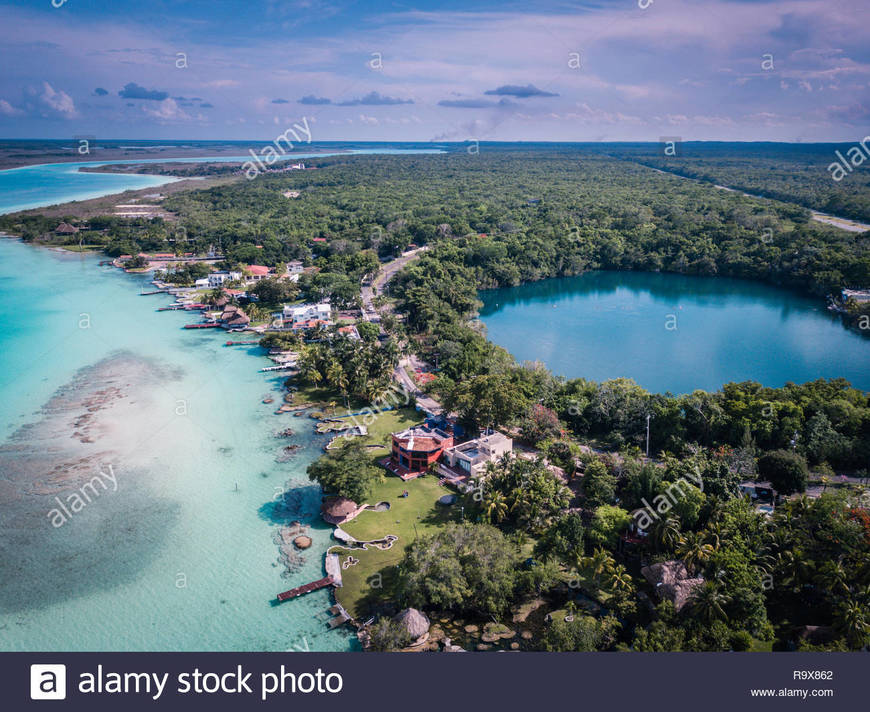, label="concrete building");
[282,302,331,329]
[842,288,870,304]
[207,271,242,288]
[442,432,513,479]
[244,265,271,282]
[387,426,454,479]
